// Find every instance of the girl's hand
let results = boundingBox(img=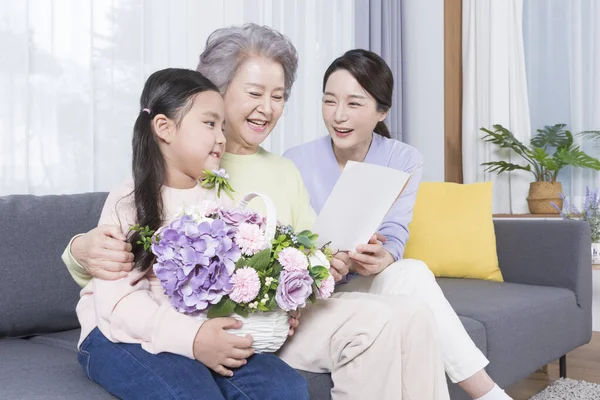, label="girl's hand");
[72,225,134,280]
[193,318,255,377]
[349,234,395,276]
[288,310,301,336]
